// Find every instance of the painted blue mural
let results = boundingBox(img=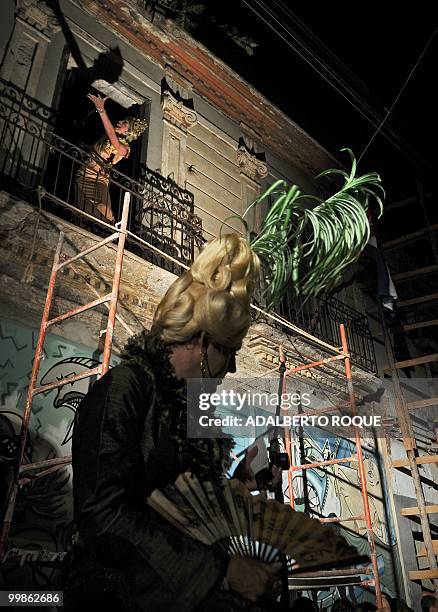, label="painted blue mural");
[0,318,119,592]
[0,318,400,605]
